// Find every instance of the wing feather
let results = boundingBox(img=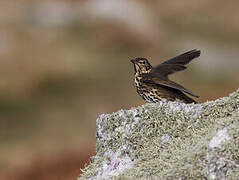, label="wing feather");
[142,75,199,98]
[150,64,187,77]
[161,49,200,65]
